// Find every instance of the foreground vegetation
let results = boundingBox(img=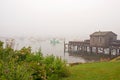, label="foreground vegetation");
[63,61,120,80]
[0,41,70,80]
[1,40,120,80]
